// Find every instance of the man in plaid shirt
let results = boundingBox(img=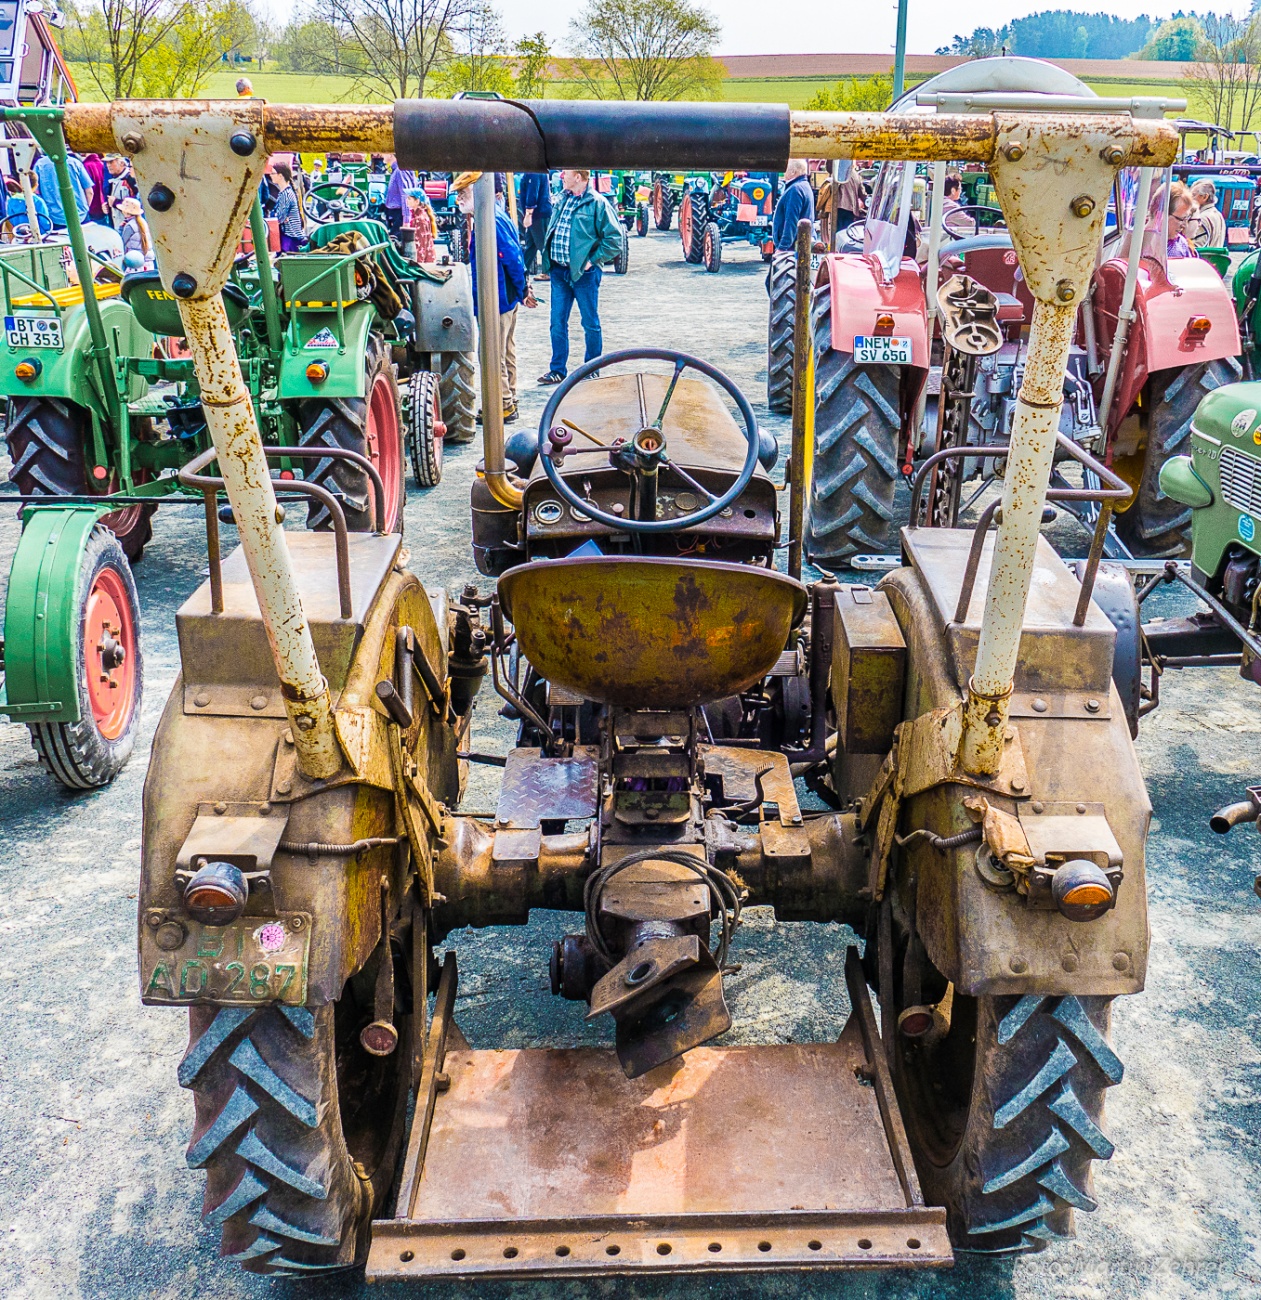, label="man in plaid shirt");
[538,169,624,384]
